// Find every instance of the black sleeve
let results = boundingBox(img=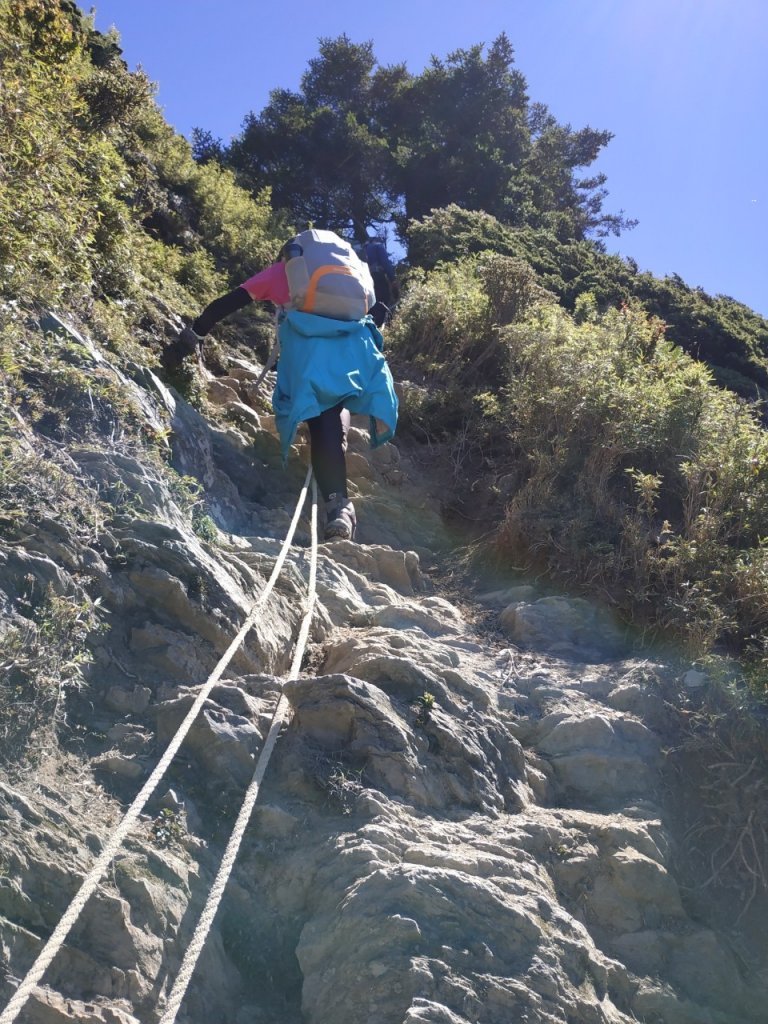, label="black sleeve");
[192,286,252,336]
